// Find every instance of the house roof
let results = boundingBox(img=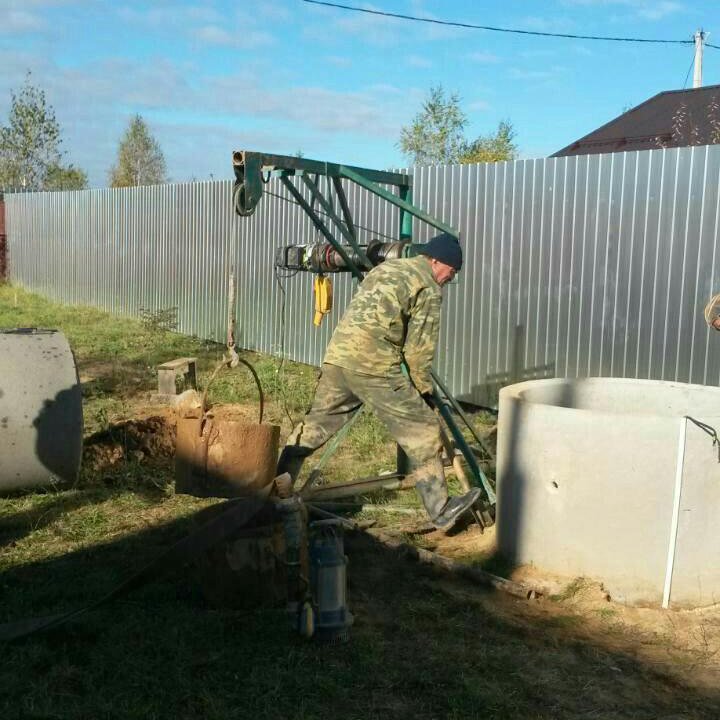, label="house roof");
[553,84,720,157]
